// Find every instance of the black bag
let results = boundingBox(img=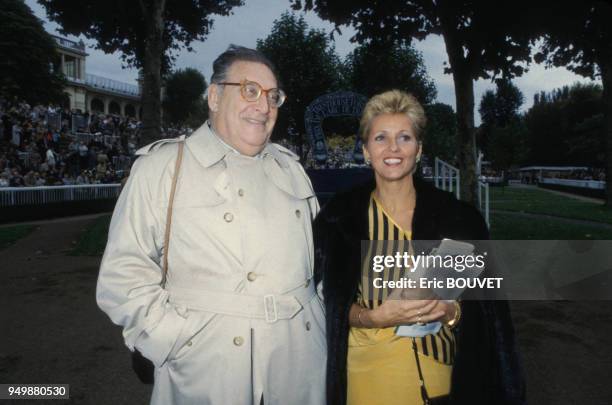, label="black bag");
[129,140,185,384]
[132,349,155,384]
[413,338,451,405]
